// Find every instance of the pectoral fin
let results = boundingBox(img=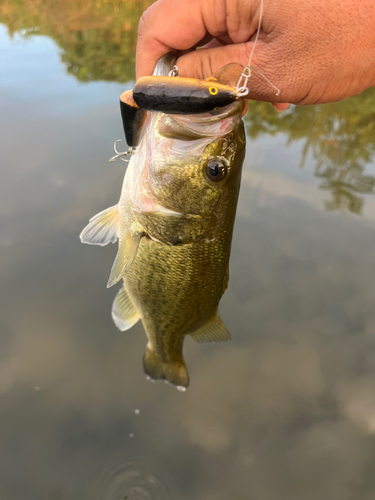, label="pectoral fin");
[107,231,141,288]
[190,313,231,343]
[80,205,120,246]
[111,285,140,331]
